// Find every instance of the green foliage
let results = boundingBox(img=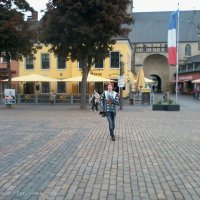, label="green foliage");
[0,0,36,88]
[156,98,174,105]
[168,98,173,105]
[40,0,133,109]
[0,1,35,60]
[41,0,133,61]
[157,100,162,105]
